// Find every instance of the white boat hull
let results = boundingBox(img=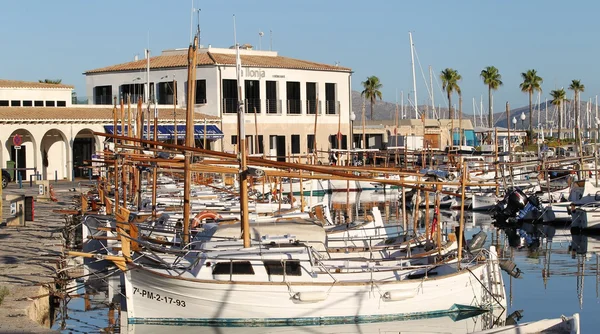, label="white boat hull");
[123,250,505,324]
